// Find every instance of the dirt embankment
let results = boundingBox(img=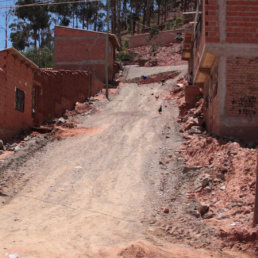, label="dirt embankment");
[167,78,258,254]
[126,43,187,67]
